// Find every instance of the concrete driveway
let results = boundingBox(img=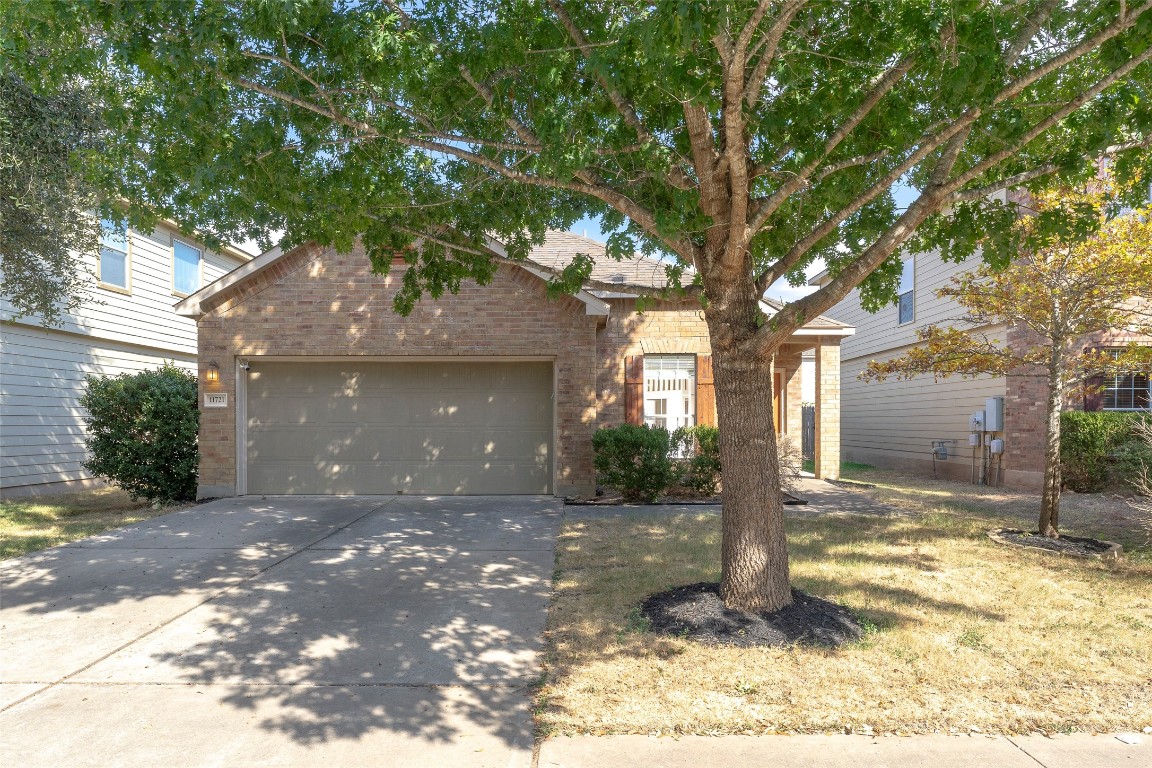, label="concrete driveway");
[0,495,561,767]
